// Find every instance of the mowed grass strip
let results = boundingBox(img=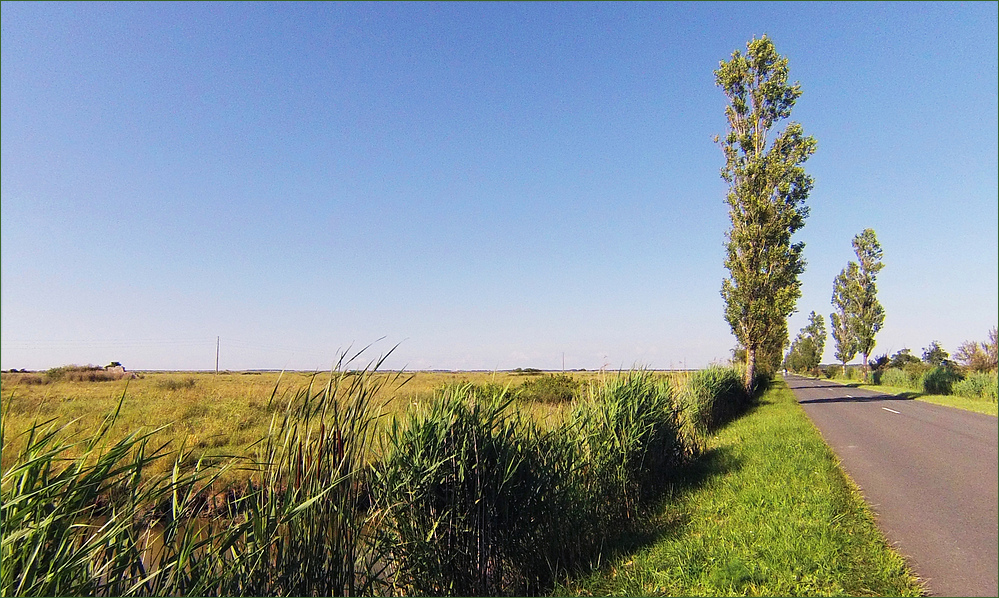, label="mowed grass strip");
[557,380,924,597]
